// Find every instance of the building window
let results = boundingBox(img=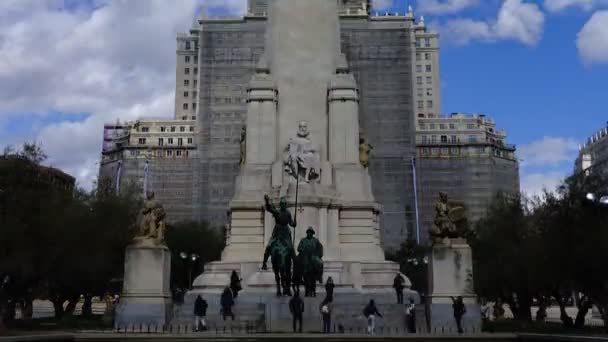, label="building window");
[181,116,187,120]
[416,53,421,61]
[427,100,433,108]
[184,79,190,86]
[426,76,432,84]
[189,126,194,132]
[425,52,431,60]
[417,88,423,97]
[449,124,455,130]
[191,116,196,120]
[441,135,447,143]
[421,135,427,143]
[417,100,424,109]
[469,135,477,143]
[439,124,446,130]
[178,138,183,146]
[193,91,197,98]
[416,38,421,47]
[420,123,427,129]
[192,103,197,110]
[168,138,174,145]
[194,67,198,74]
[183,103,188,110]
[431,135,437,143]
[167,150,173,157]
[426,65,432,72]
[418,113,425,118]
[450,147,459,155]
[160,126,166,132]
[429,123,436,129]
[185,41,191,50]
[427,114,435,118]
[467,124,475,129]
[451,135,458,143]
[171,126,176,132]
[138,138,146,145]
[141,127,149,132]
[185,56,190,63]
[180,126,186,132]
[185,68,190,75]
[431,147,439,155]
[188,138,193,144]
[425,38,431,47]
[194,79,197,87]
[416,76,422,85]
[441,147,449,155]
[176,150,182,157]
[184,91,189,97]
[194,56,198,64]
[158,138,164,146]
[427,88,433,96]
[416,65,422,73]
